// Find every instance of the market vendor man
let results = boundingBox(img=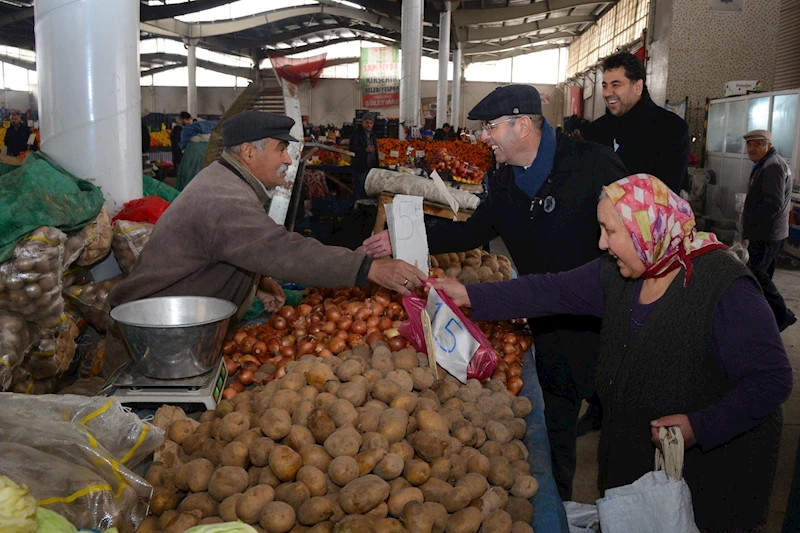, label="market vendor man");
[110,110,427,315]
[363,85,628,500]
